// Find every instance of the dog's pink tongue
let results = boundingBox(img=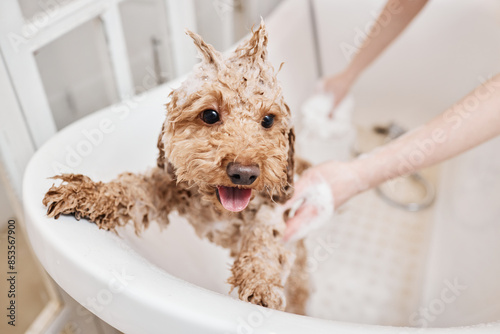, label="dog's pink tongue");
[218,186,252,212]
